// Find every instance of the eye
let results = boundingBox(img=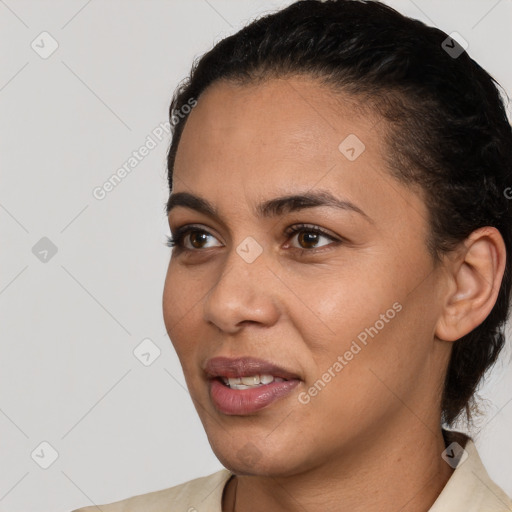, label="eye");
[165,223,340,254]
[165,225,221,251]
[284,223,340,252]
